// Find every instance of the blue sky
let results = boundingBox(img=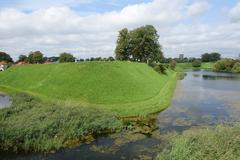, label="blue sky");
[0,0,240,59]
